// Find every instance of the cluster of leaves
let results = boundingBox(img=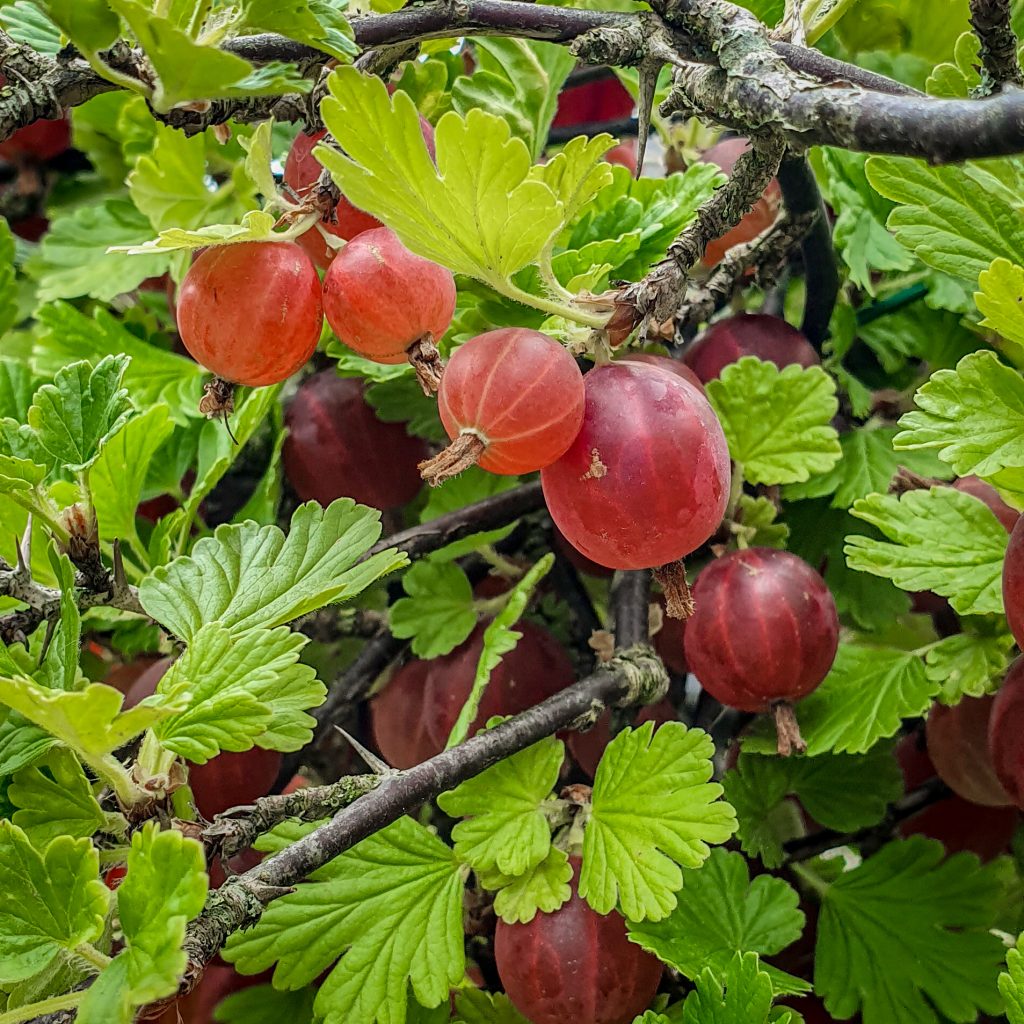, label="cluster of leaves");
[5,1,1024,1024]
